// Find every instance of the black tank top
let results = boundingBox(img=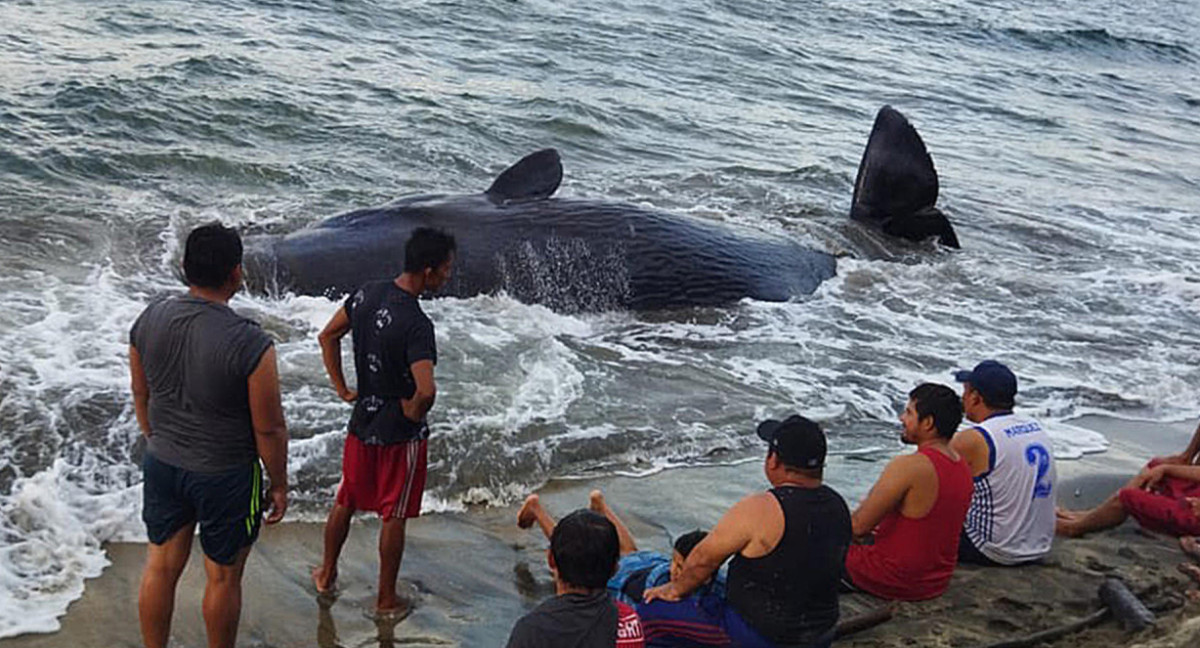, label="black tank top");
[726,485,851,646]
